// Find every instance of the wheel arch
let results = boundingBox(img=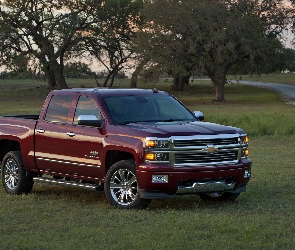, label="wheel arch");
[104,150,135,176]
[0,139,21,163]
